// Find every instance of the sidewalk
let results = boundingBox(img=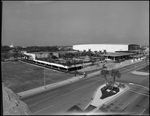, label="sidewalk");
[17,59,142,99]
[132,71,149,76]
[17,62,117,99]
[17,75,83,99]
[78,58,142,73]
[85,83,129,114]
